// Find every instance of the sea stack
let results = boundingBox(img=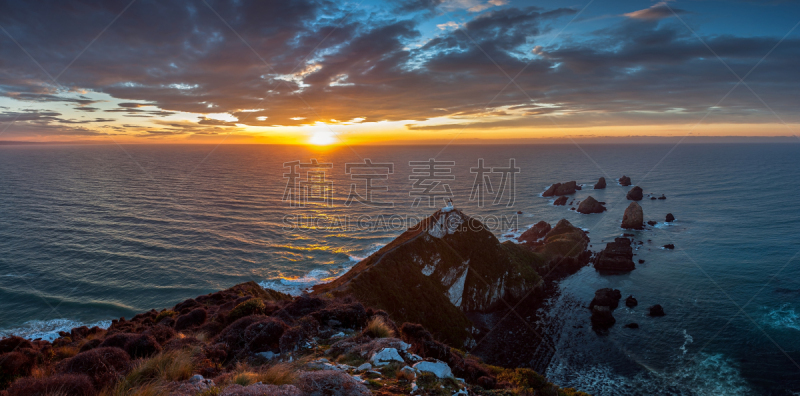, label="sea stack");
[621,202,644,229]
[577,196,606,214]
[666,213,675,222]
[594,177,606,189]
[593,238,635,272]
[626,186,643,201]
[619,175,632,186]
[589,288,622,328]
[542,181,579,197]
[554,196,568,206]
